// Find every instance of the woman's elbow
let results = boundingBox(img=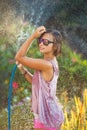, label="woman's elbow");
[15,54,20,61]
[15,54,24,63]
